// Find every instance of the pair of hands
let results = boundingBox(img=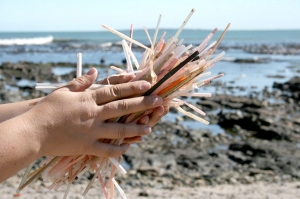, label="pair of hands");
[22,68,168,159]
